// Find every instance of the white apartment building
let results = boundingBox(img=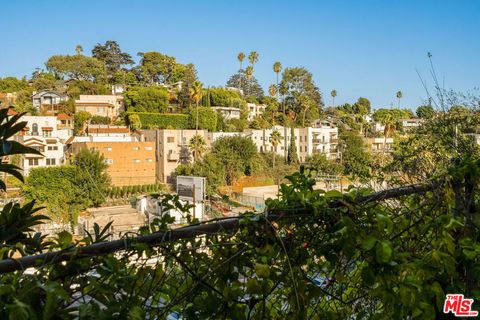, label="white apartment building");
[143,129,208,183]
[245,125,339,162]
[211,107,241,120]
[15,114,74,175]
[247,103,266,121]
